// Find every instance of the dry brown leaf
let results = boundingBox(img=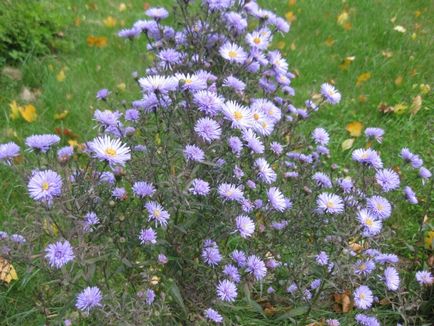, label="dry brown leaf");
[0,257,18,284]
[394,25,406,33]
[382,50,393,58]
[103,16,117,28]
[324,37,335,47]
[339,56,355,70]
[358,95,367,103]
[394,75,403,86]
[410,95,422,115]
[378,102,394,114]
[2,66,22,80]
